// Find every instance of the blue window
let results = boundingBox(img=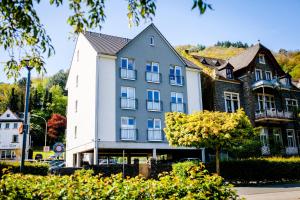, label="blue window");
[121,58,127,69]
[128,118,135,125]
[146,63,152,72]
[148,90,160,102]
[170,66,183,85]
[147,119,154,129]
